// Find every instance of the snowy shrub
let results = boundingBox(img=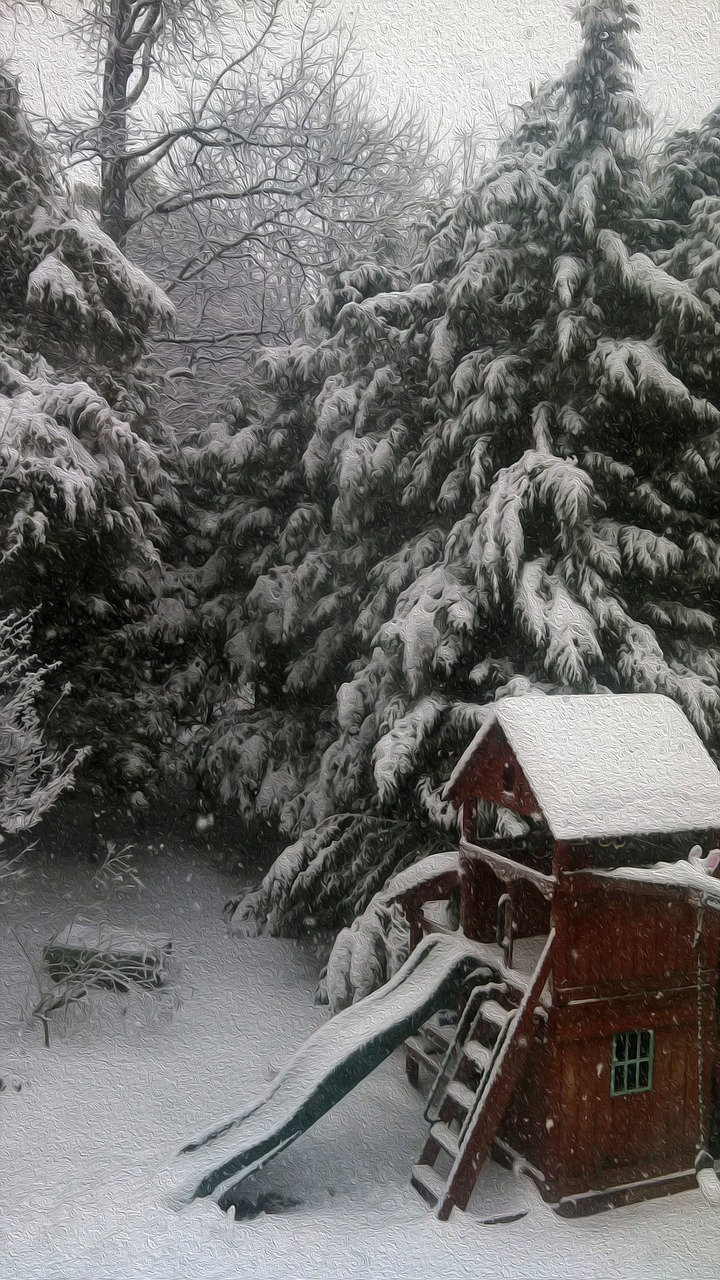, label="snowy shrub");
[30,950,181,1050]
[15,845,179,1049]
[0,612,84,840]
